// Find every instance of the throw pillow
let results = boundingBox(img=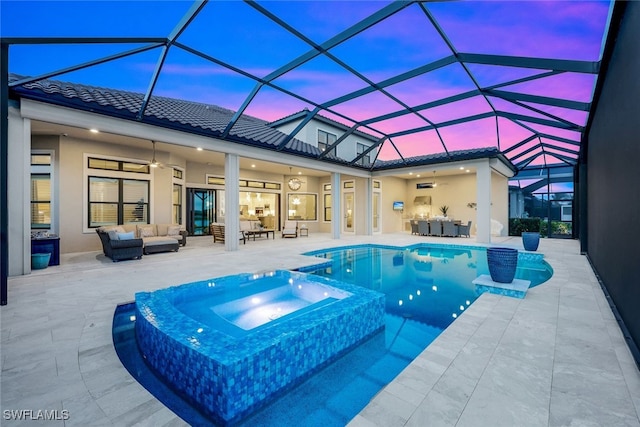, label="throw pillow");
[167,225,181,236]
[108,230,119,241]
[138,226,155,238]
[117,231,135,240]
